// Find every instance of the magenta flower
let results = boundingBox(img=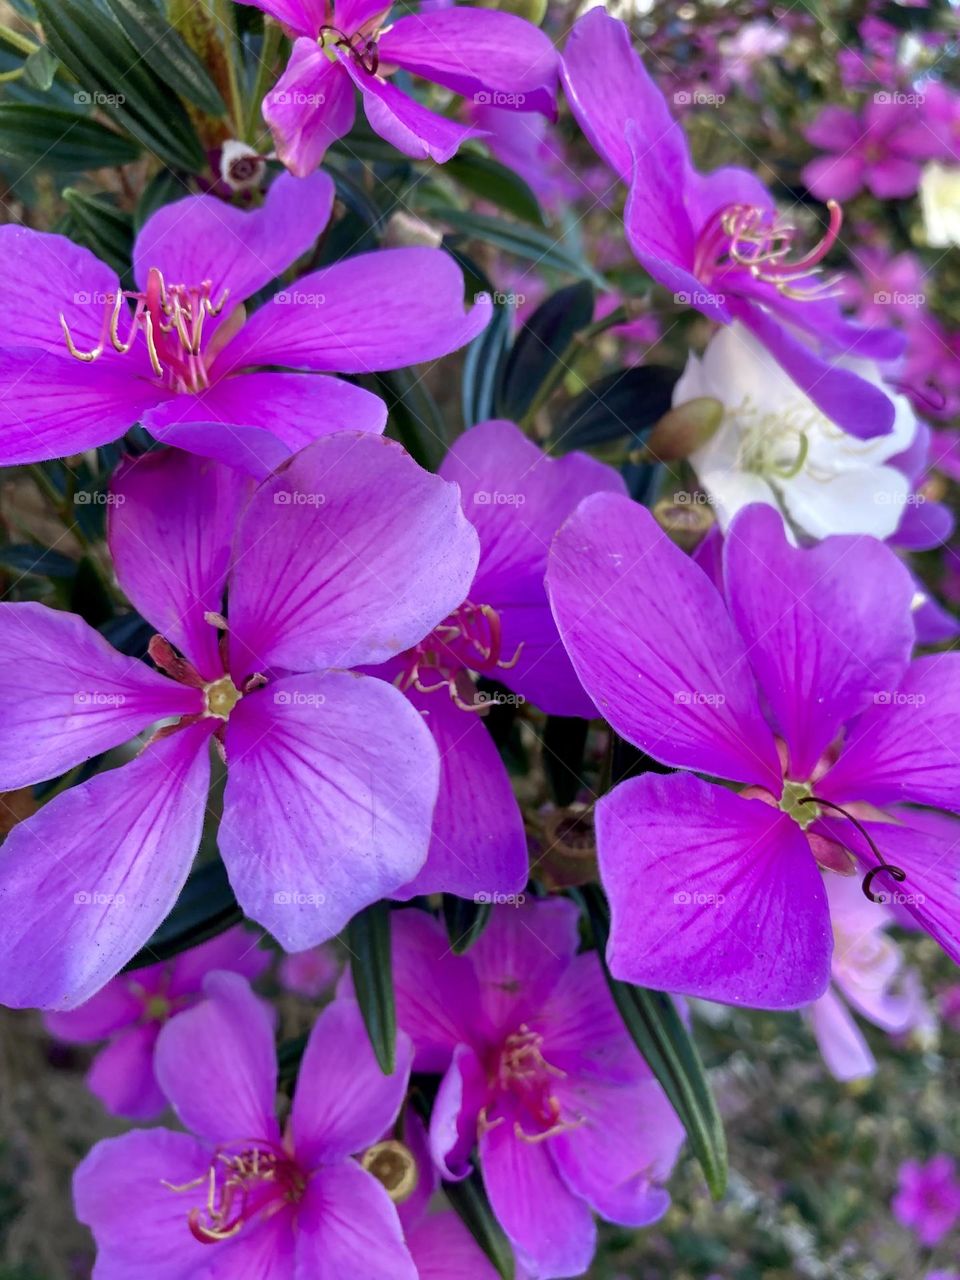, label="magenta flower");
[44,928,269,1119]
[547,497,960,1009]
[0,434,479,1010]
[376,418,625,901]
[387,900,684,1278]
[242,0,559,174]
[803,99,940,201]
[278,943,340,998]
[0,170,489,472]
[560,8,904,438]
[75,975,419,1277]
[840,245,927,327]
[893,1155,960,1247]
